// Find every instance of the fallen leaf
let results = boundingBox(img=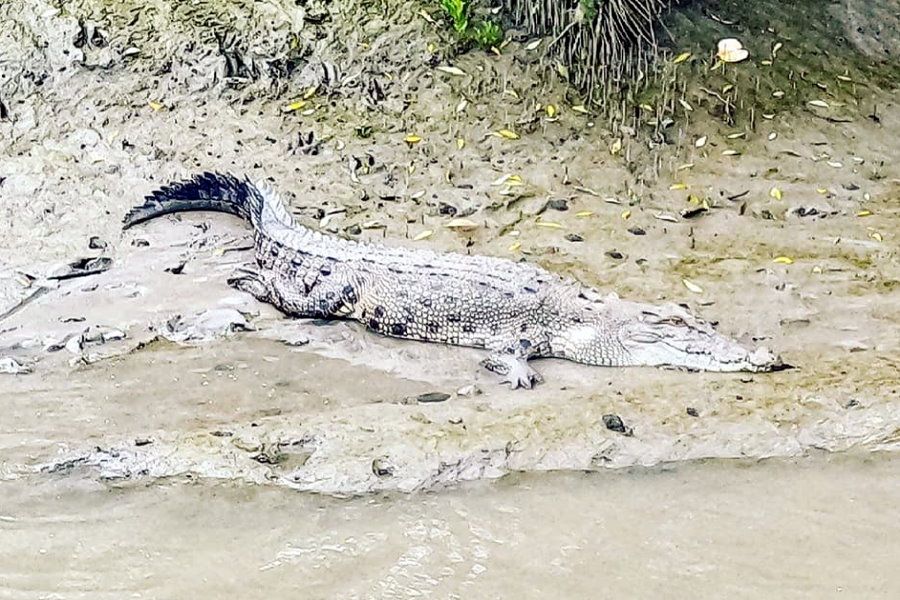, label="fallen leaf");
[670,183,689,191]
[621,210,631,220]
[525,39,541,51]
[148,101,164,111]
[722,149,740,156]
[673,51,692,64]
[456,138,465,150]
[508,241,522,251]
[495,129,520,140]
[446,218,478,230]
[536,221,564,229]
[679,99,694,112]
[436,65,466,76]
[773,256,794,264]
[575,211,594,218]
[610,138,623,155]
[808,99,830,108]
[683,279,704,293]
[770,187,783,200]
[772,42,783,58]
[717,38,749,63]
[857,210,872,217]
[571,105,589,114]
[404,134,423,144]
[282,100,307,112]
[413,230,433,241]
[545,104,557,118]
[768,132,778,141]
[695,136,708,148]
